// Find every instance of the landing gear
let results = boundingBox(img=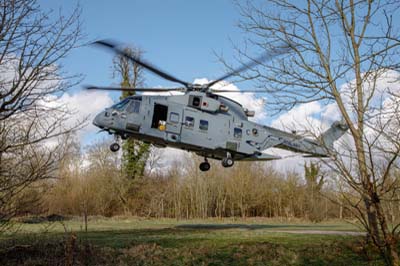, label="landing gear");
[110,142,120,152]
[221,153,234,168]
[110,135,120,152]
[199,158,211,172]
